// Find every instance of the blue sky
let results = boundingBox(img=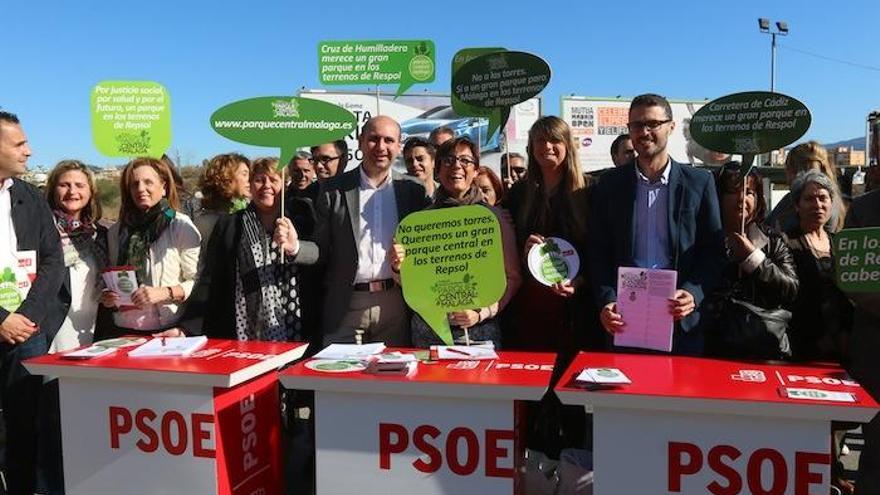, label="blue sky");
[3,0,878,168]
